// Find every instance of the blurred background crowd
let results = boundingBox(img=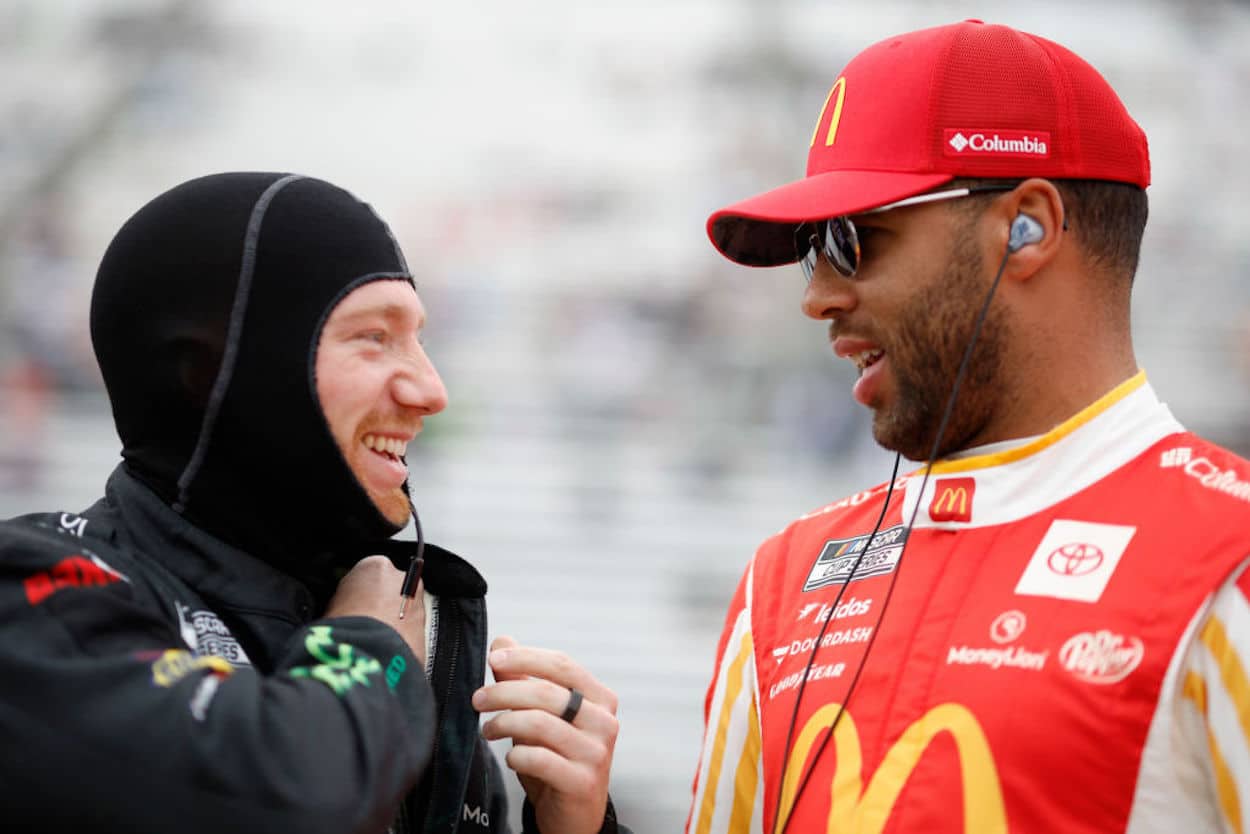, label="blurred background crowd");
[2,1,1250,830]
